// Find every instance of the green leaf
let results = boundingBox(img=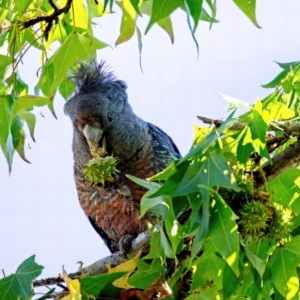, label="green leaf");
[183,0,199,57]
[143,230,166,260]
[222,262,239,298]
[0,54,12,80]
[185,286,222,300]
[191,254,225,291]
[249,106,270,160]
[116,0,136,46]
[158,224,175,258]
[183,110,236,162]
[18,110,36,142]
[157,16,174,44]
[174,151,240,196]
[128,258,161,289]
[0,255,43,300]
[81,272,127,299]
[14,0,31,11]
[276,60,300,70]
[10,115,29,163]
[149,160,189,198]
[232,0,261,28]
[191,188,209,259]
[37,32,109,97]
[185,0,203,31]
[237,126,254,164]
[67,0,89,30]
[262,69,290,88]
[263,101,295,121]
[268,168,300,214]
[13,96,50,113]
[130,0,142,15]
[247,238,275,262]
[140,0,174,43]
[0,95,14,172]
[207,193,239,276]
[200,8,219,23]
[268,236,300,299]
[145,0,182,33]
[59,79,76,100]
[126,174,166,217]
[244,246,266,279]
